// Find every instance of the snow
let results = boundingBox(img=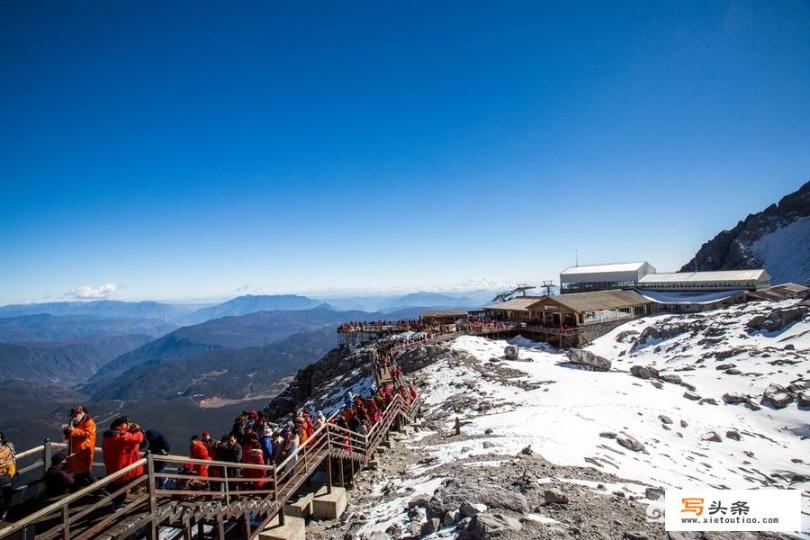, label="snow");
[638,289,744,304]
[752,216,810,285]
[406,299,810,536]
